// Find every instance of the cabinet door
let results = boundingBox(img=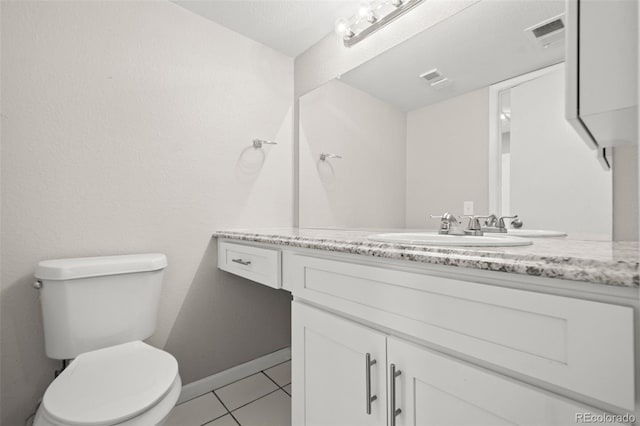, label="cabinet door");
[387,337,624,426]
[292,301,386,426]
